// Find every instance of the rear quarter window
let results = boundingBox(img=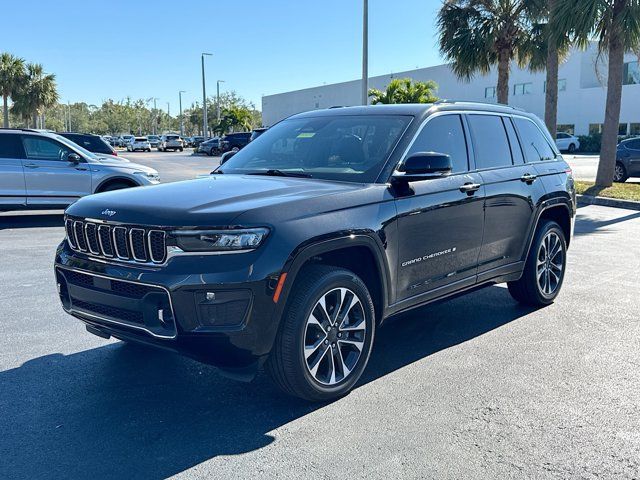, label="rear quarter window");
[513,117,556,162]
[0,133,25,158]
